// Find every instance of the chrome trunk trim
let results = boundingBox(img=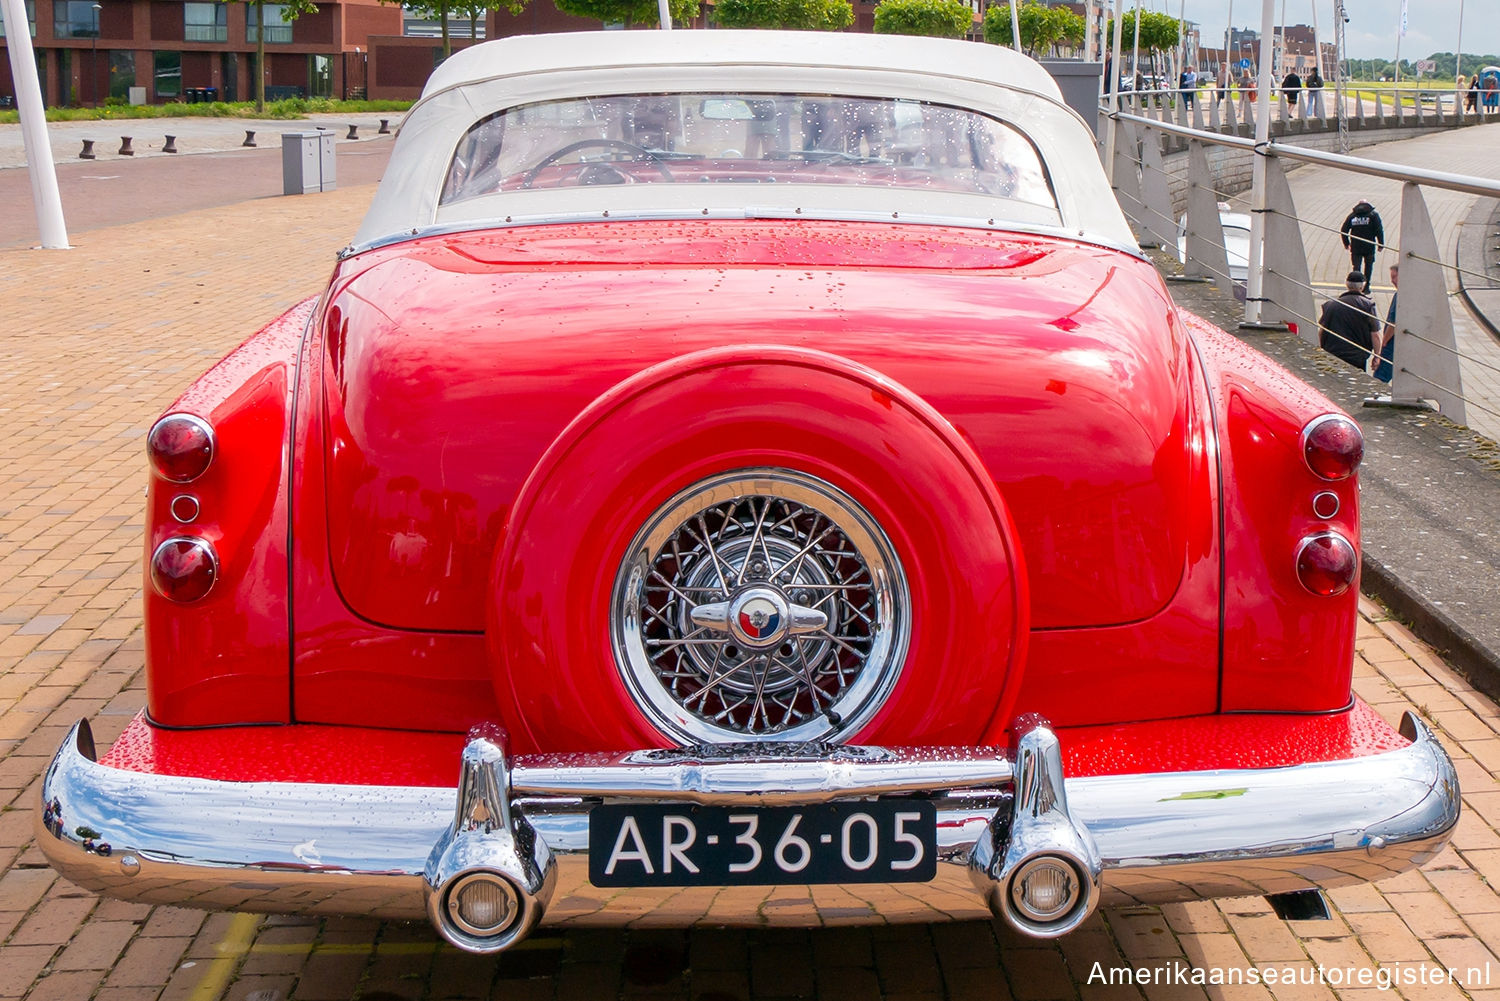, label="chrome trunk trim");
[36,713,1458,935]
